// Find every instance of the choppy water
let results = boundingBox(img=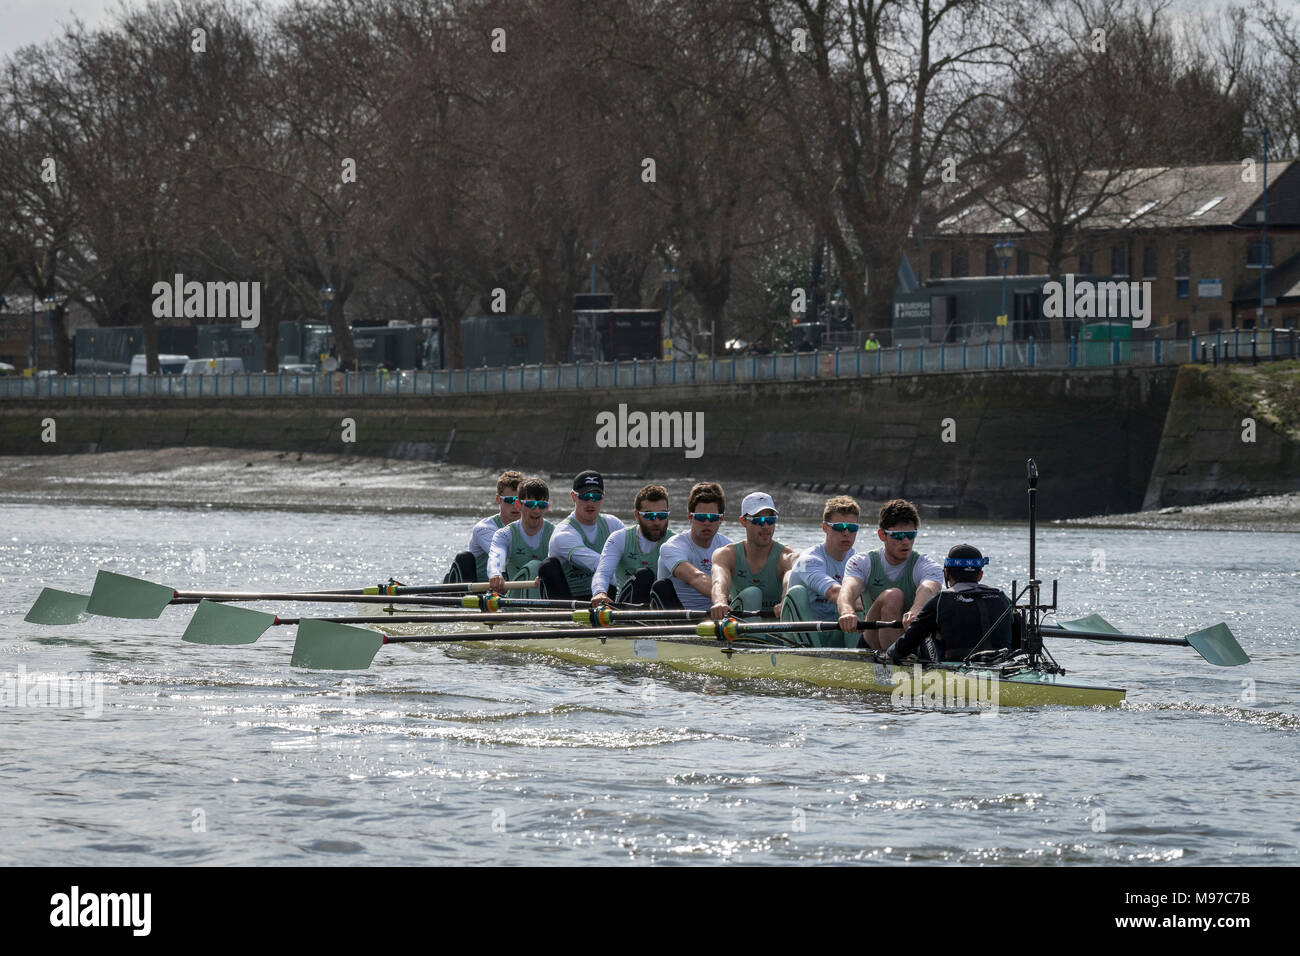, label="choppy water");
[2,499,1297,865]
